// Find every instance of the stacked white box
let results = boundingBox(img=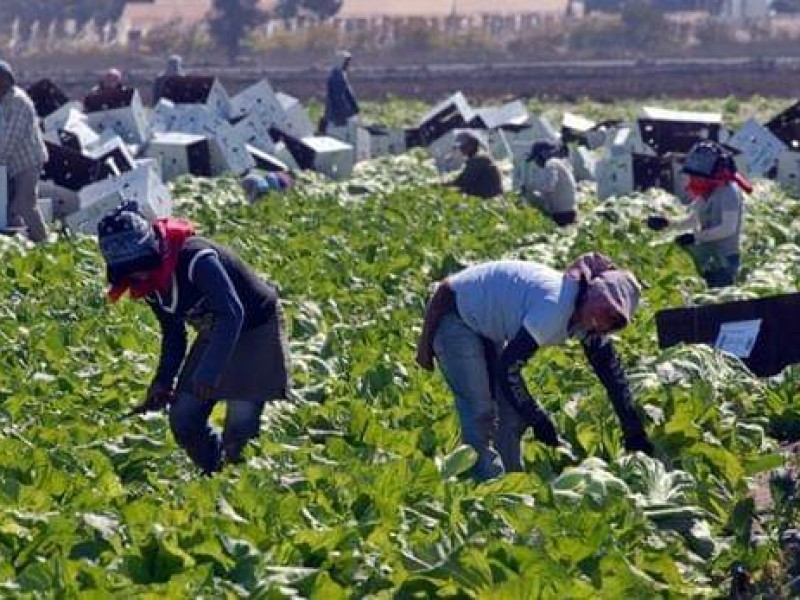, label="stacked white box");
[473,100,529,130]
[428,130,465,174]
[42,101,86,133]
[151,104,254,175]
[230,80,281,120]
[38,181,80,219]
[728,118,787,178]
[85,89,150,145]
[327,120,370,162]
[66,165,172,234]
[232,112,276,154]
[276,92,314,139]
[301,136,354,180]
[778,150,800,197]
[84,134,137,175]
[43,108,100,150]
[367,127,407,157]
[570,146,597,182]
[596,154,634,200]
[144,132,211,182]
